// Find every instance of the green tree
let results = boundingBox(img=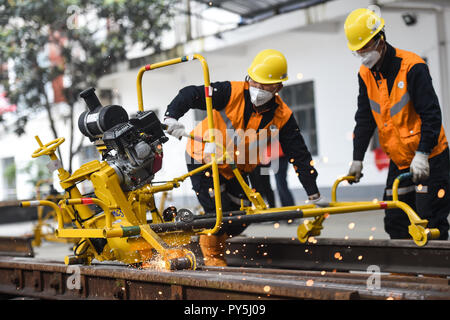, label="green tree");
[0,0,176,172]
[3,162,16,187]
[20,158,52,187]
